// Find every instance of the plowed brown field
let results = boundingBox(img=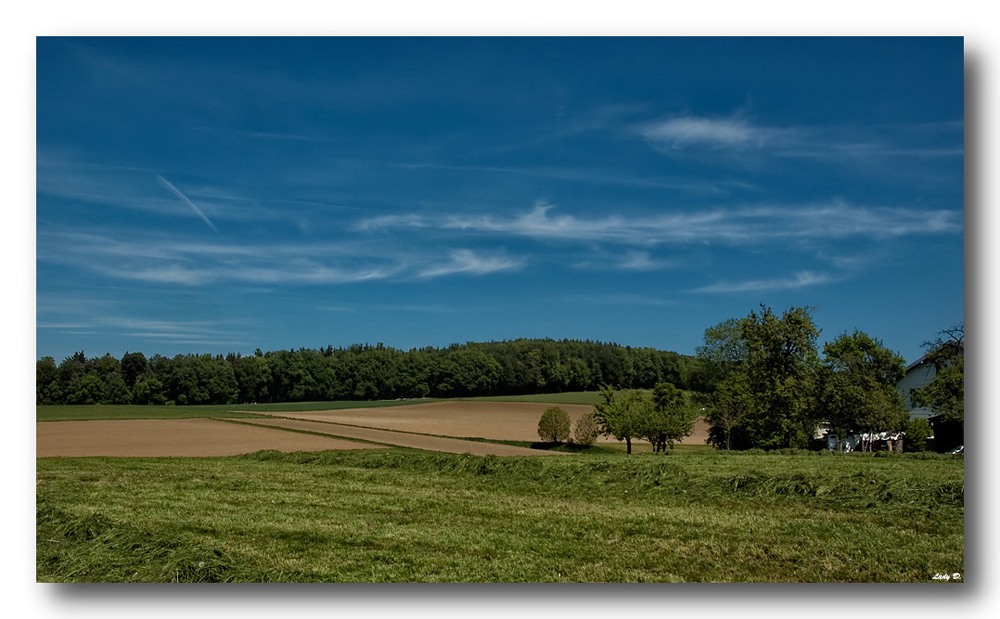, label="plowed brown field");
[234,417,568,456]
[35,418,386,457]
[251,400,711,445]
[36,401,710,457]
